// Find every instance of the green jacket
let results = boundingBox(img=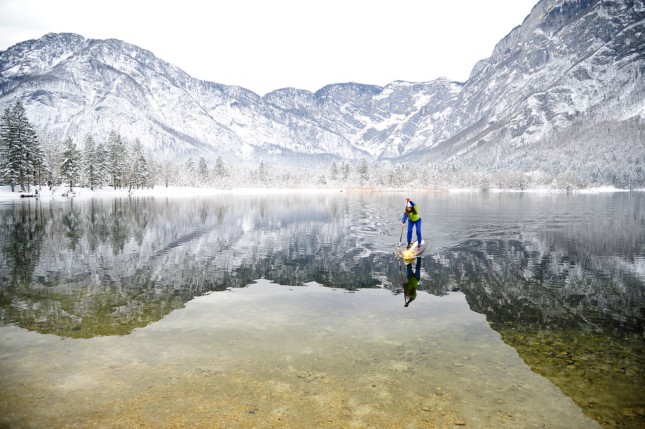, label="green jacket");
[405,278,418,302]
